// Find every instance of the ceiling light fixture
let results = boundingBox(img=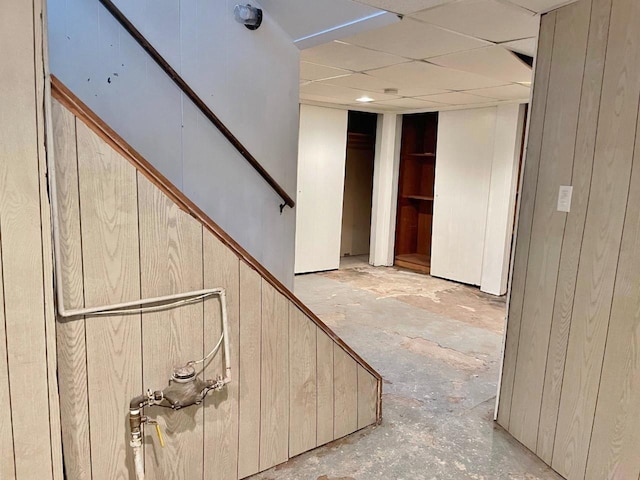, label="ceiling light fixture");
[234,4,263,30]
[356,96,375,103]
